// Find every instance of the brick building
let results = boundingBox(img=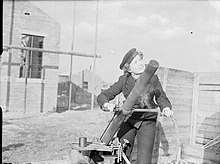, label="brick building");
[57,70,102,106]
[1,0,61,113]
